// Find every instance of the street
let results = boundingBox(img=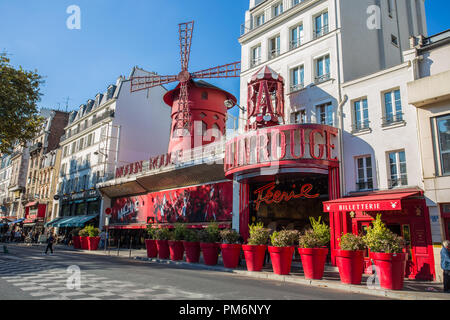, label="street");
[0,244,390,300]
